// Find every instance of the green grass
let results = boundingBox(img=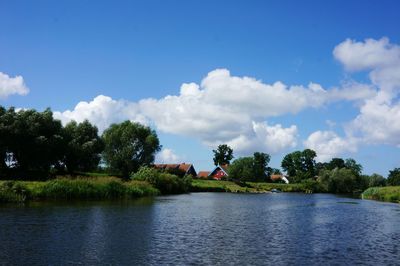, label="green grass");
[0,176,159,203]
[191,179,310,193]
[362,186,400,203]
